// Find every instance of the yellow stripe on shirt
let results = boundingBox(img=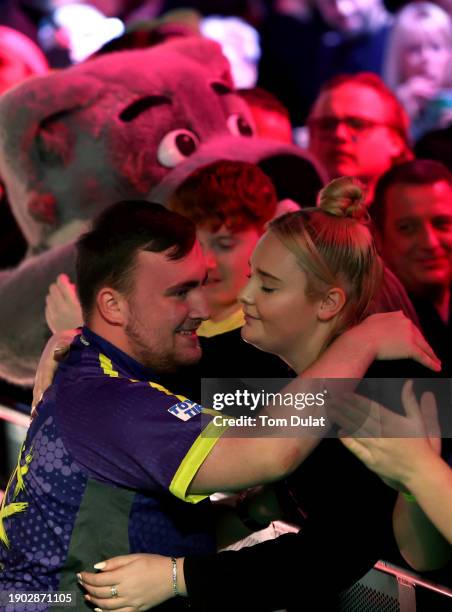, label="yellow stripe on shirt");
[98,353,120,378]
[169,419,228,503]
